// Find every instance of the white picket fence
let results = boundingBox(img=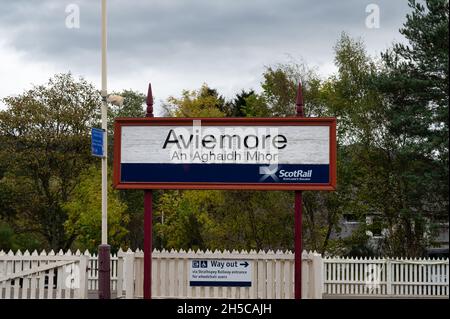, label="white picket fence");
[1,249,448,299]
[323,256,449,298]
[0,249,322,299]
[0,250,89,299]
[110,249,323,299]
